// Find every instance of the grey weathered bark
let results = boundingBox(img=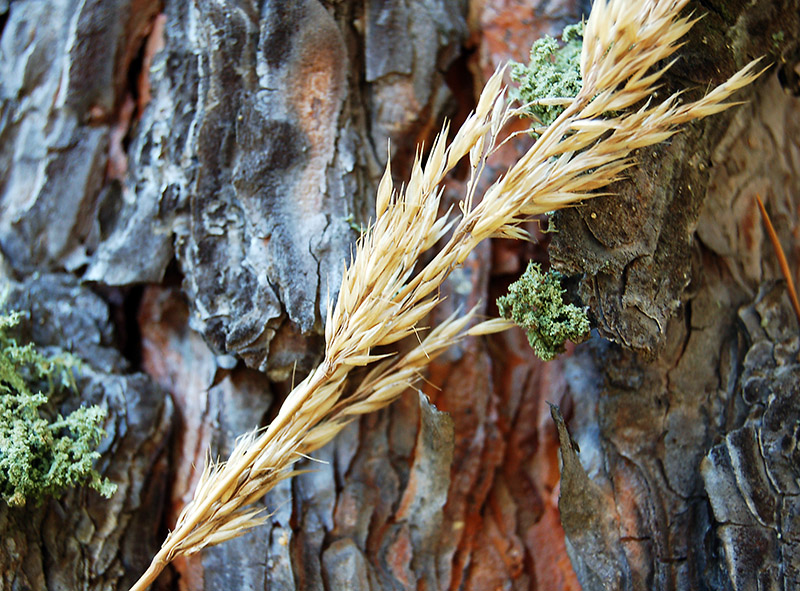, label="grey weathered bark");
[0,0,798,590]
